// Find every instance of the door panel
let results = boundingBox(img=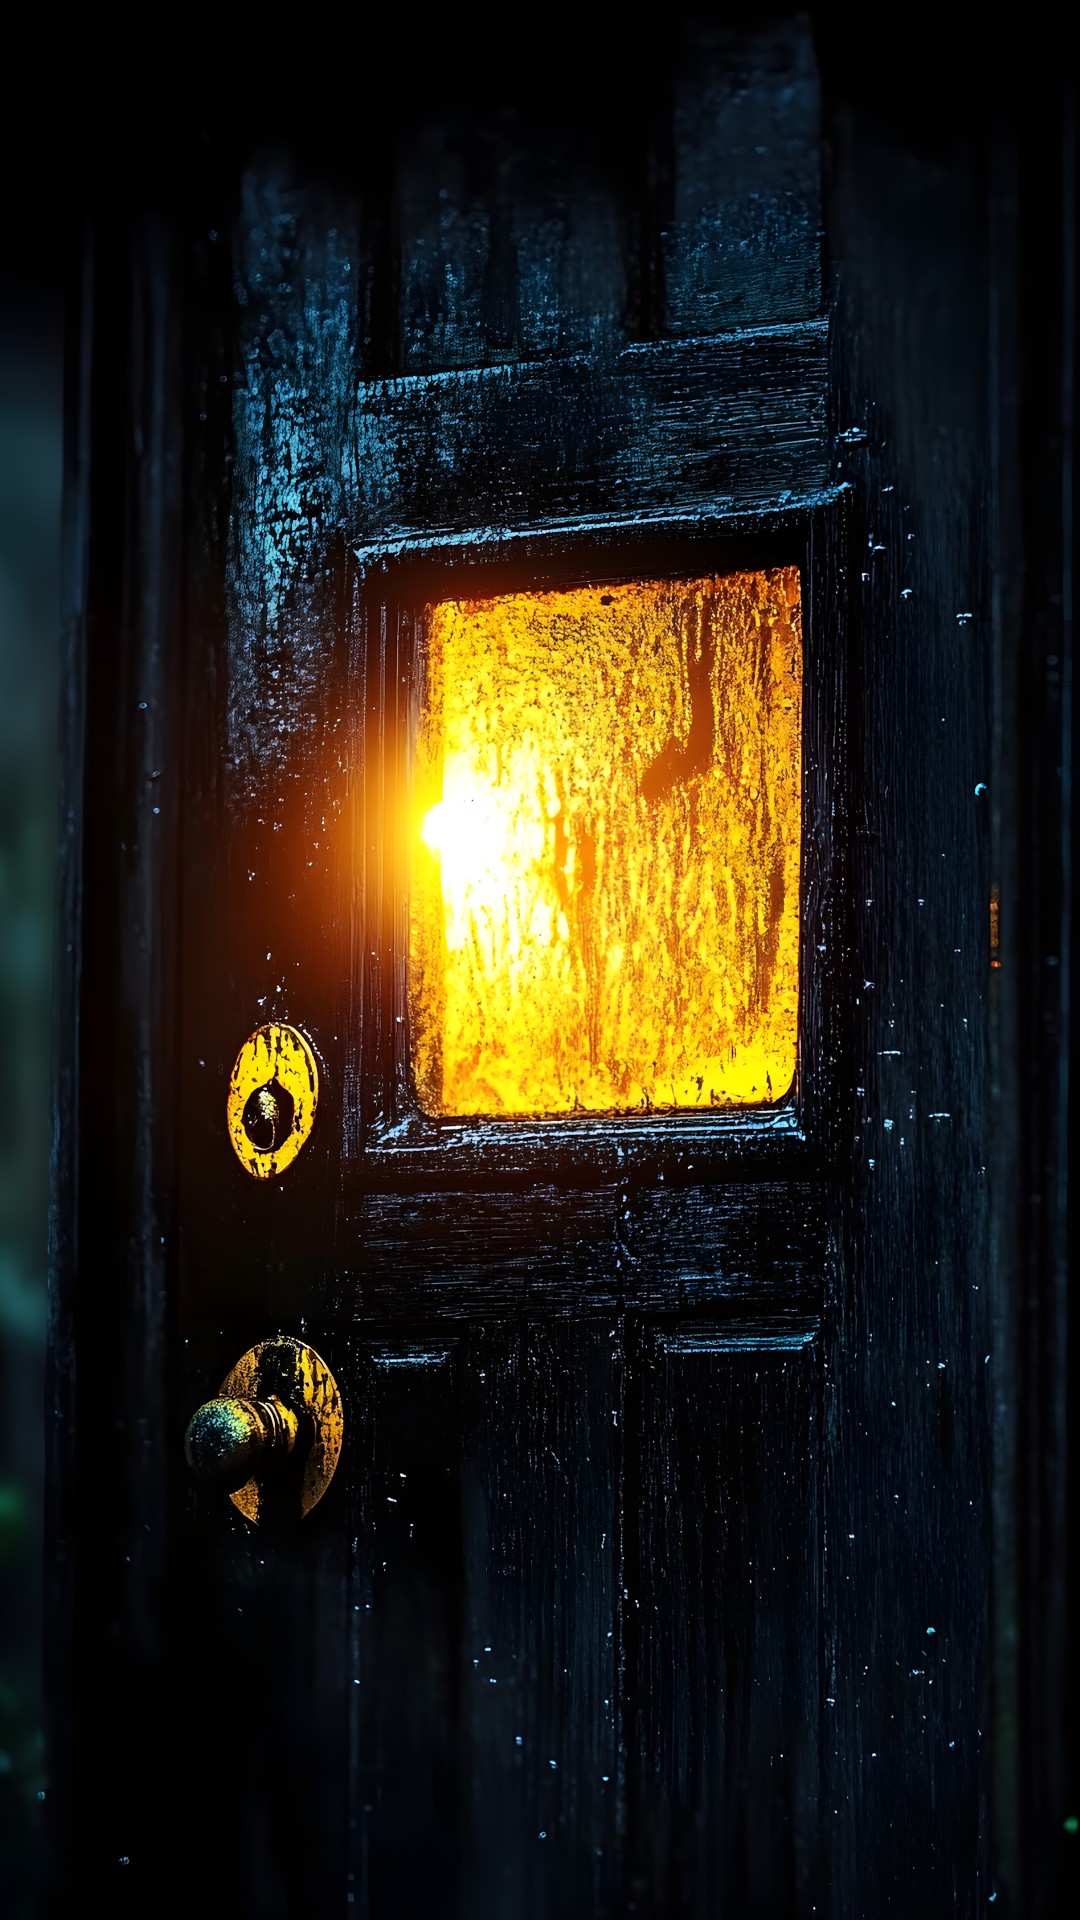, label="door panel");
[351,1341,463,1913]
[52,15,1014,1919]
[626,1347,820,1913]
[452,1324,621,1917]
[664,18,822,333]
[180,24,833,1918]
